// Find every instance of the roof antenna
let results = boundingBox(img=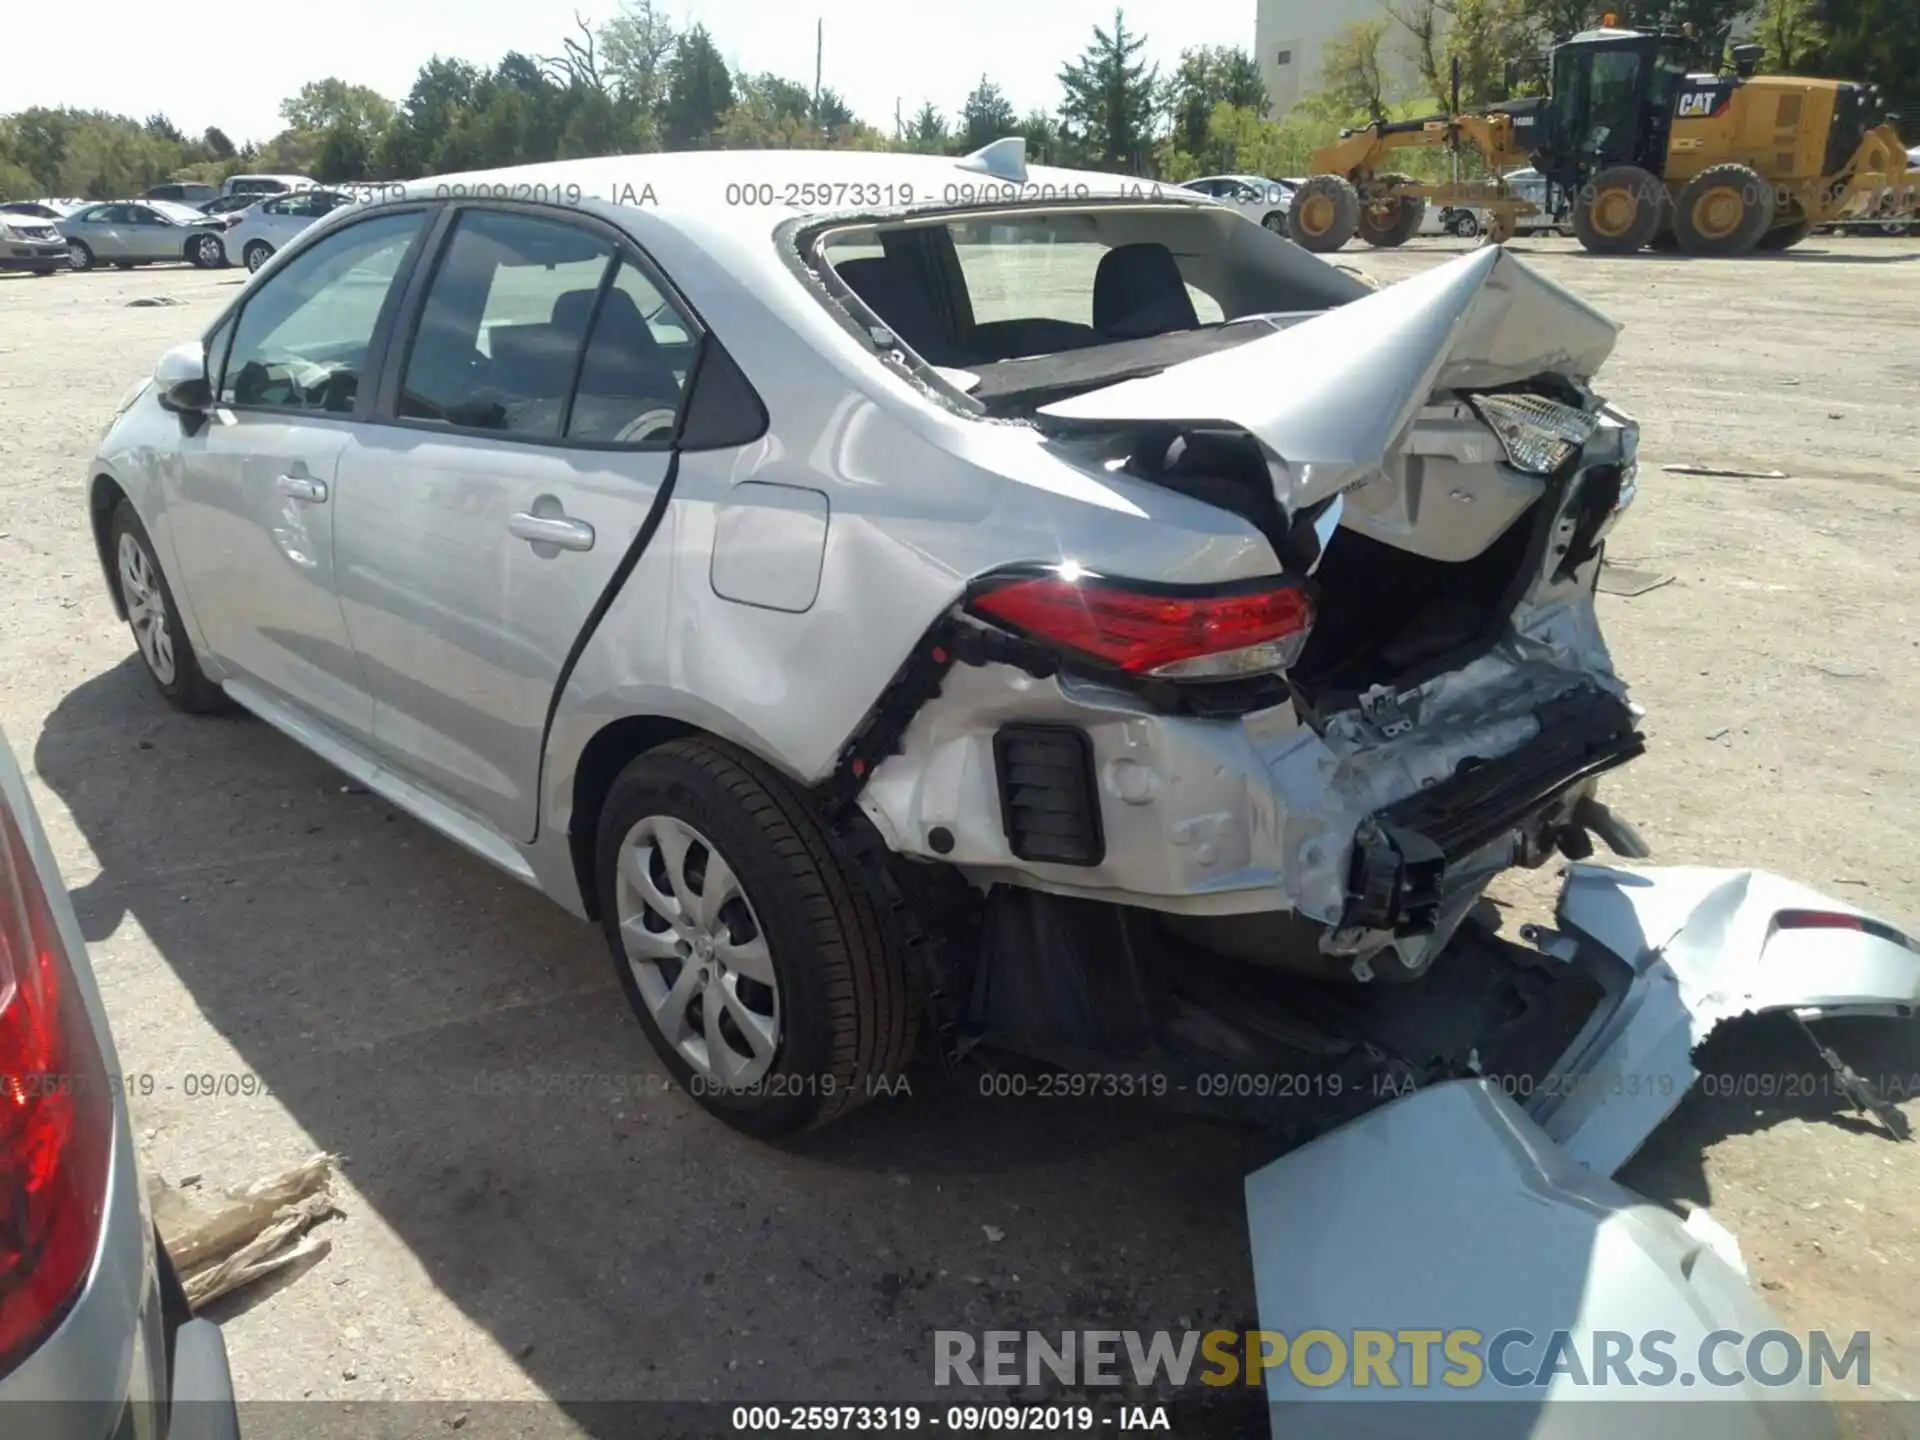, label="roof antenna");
[957,137,1028,182]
